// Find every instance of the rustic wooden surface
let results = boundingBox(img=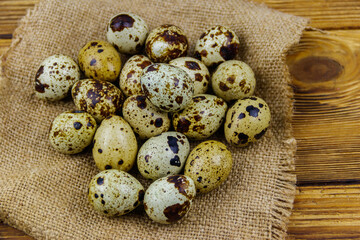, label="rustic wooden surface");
[1,0,360,239]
